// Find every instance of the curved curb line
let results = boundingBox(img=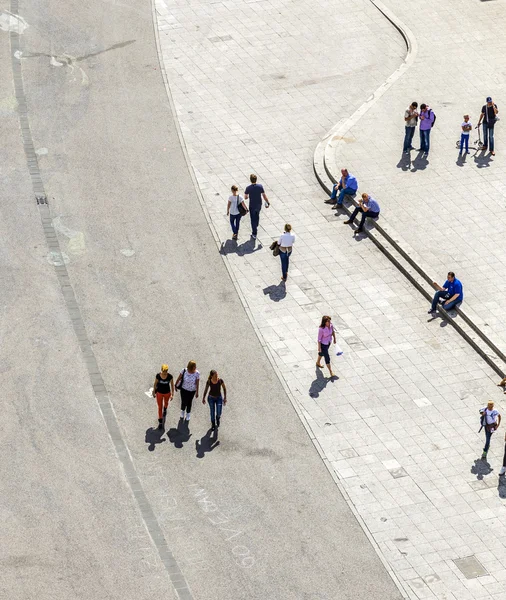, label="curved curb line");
[323,0,417,169]
[150,3,409,599]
